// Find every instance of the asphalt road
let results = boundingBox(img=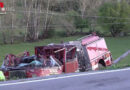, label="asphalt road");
[0,68,130,90]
